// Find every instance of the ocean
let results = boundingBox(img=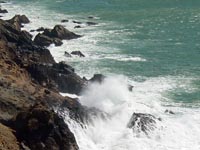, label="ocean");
[1,0,200,149]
